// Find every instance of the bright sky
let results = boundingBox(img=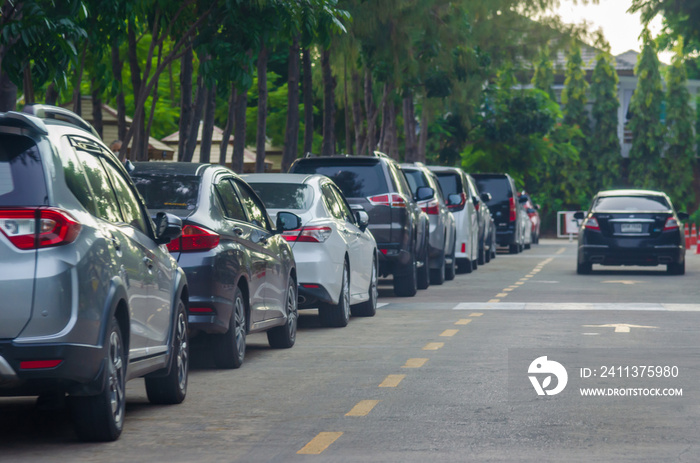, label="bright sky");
[552,0,673,64]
